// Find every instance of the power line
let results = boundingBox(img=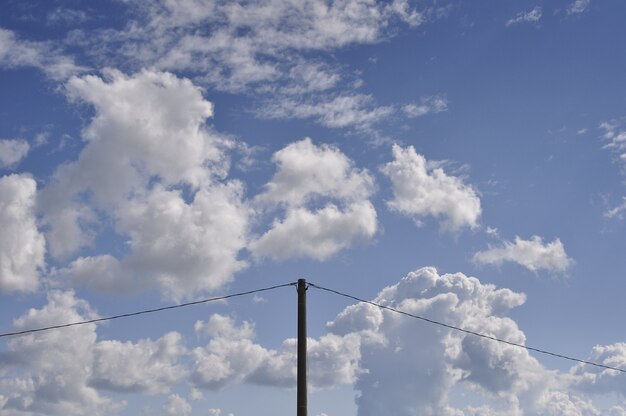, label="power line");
[308,282,626,374]
[0,282,297,339]
[2,279,623,375]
